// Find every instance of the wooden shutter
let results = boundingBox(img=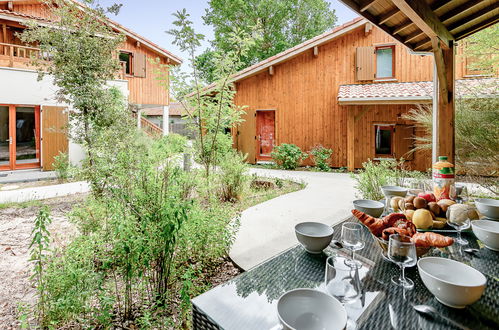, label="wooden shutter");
[41,106,68,171]
[356,47,375,81]
[133,52,146,78]
[394,124,415,161]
